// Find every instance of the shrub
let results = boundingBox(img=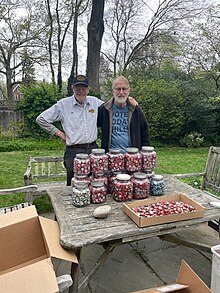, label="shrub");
[180,132,204,148]
[0,121,24,139]
[0,138,64,152]
[16,82,64,138]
